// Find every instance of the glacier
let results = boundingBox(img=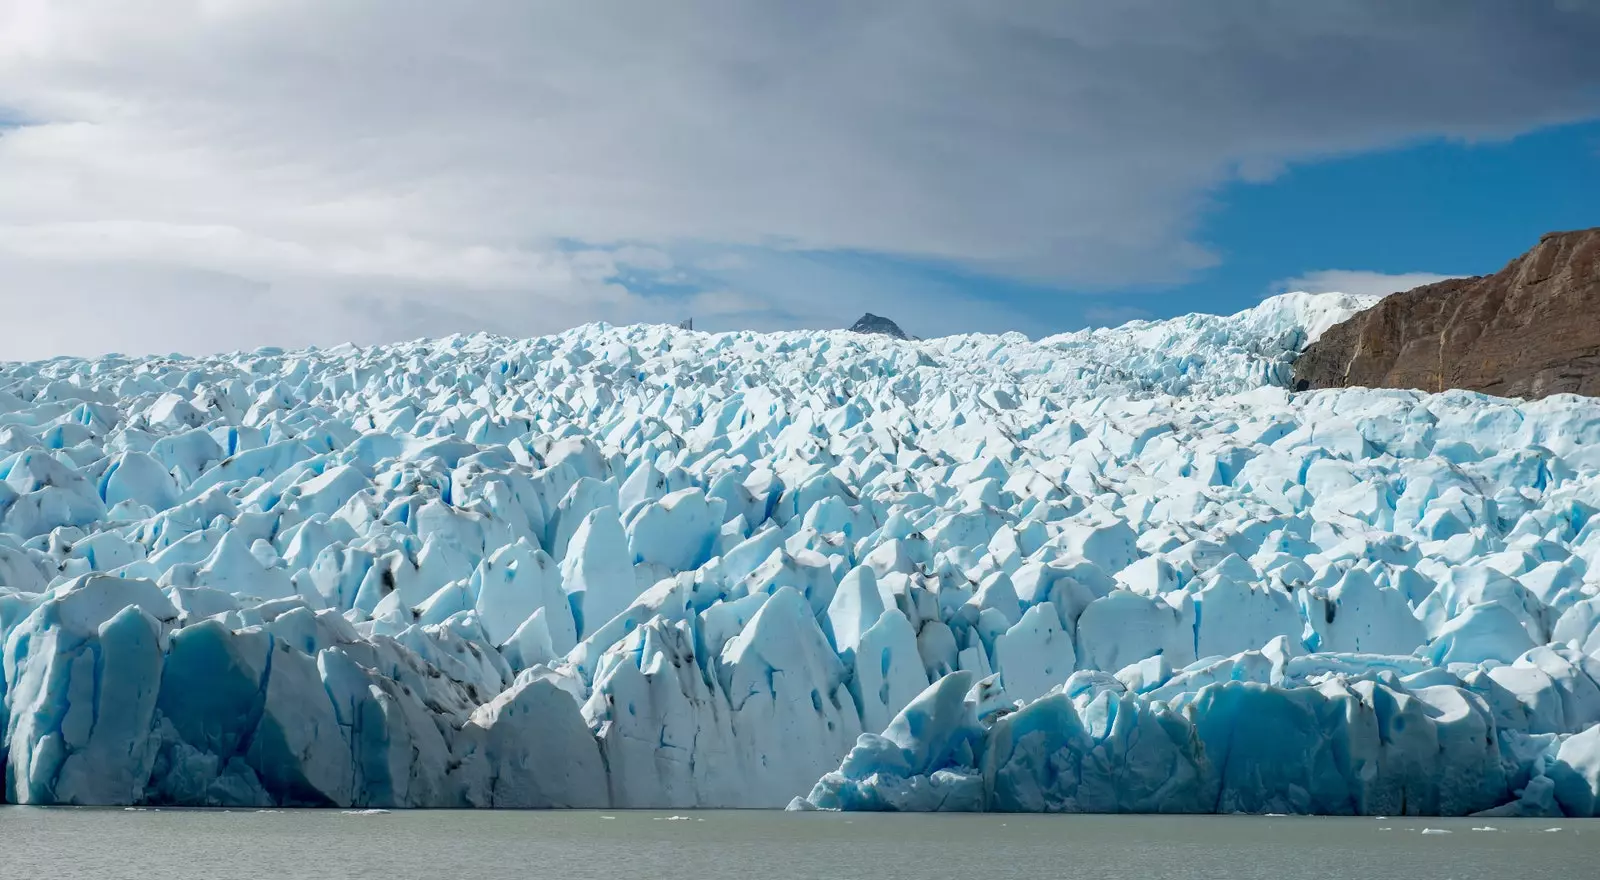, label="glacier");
[1,289,1599,816]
